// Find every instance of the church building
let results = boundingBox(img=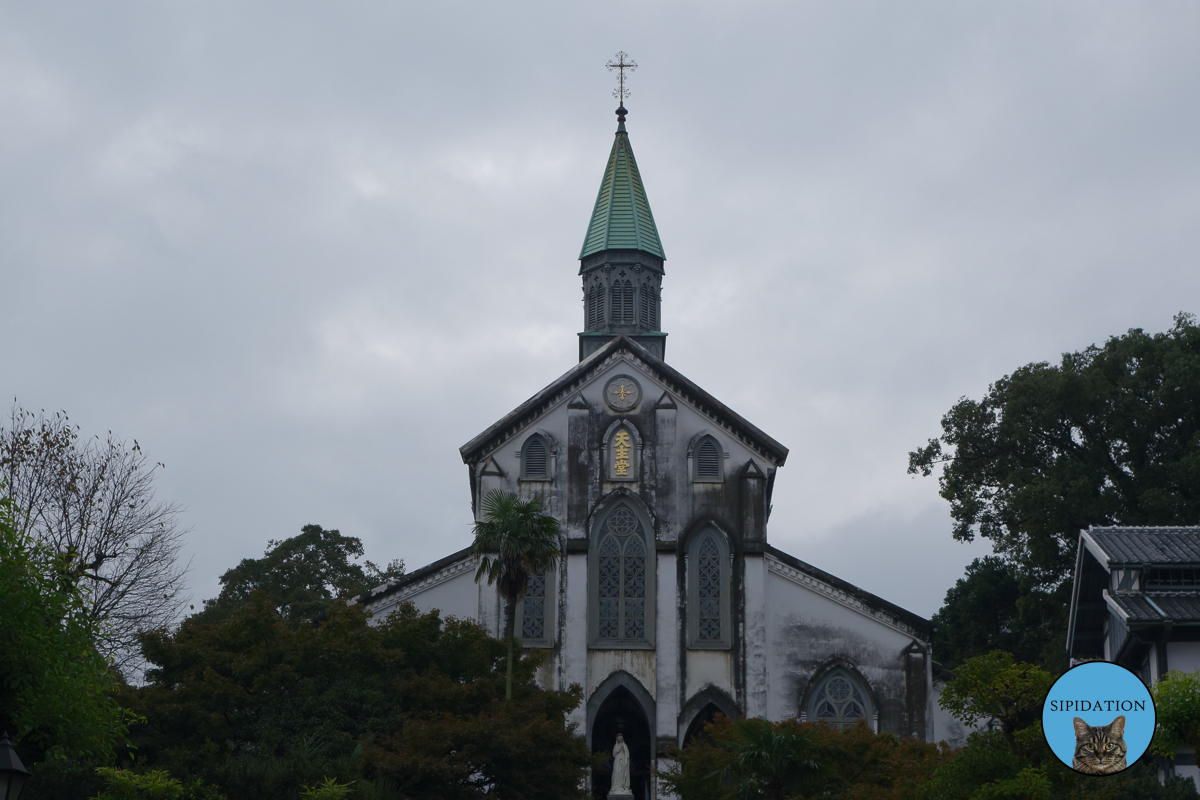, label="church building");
[358,103,950,799]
